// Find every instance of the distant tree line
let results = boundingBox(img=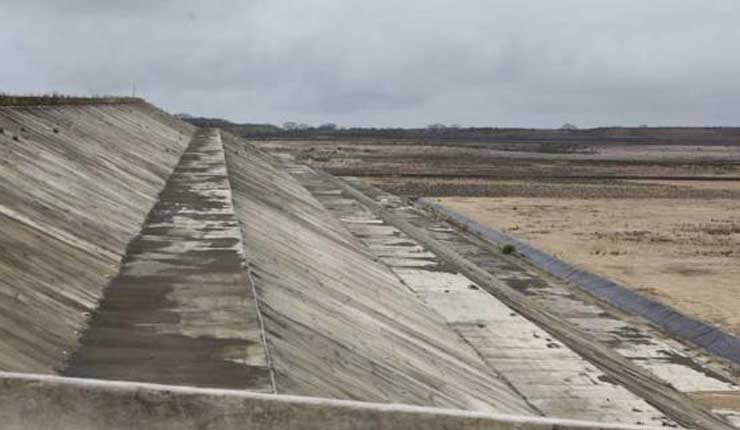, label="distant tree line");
[179,116,740,146]
[182,117,610,142]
